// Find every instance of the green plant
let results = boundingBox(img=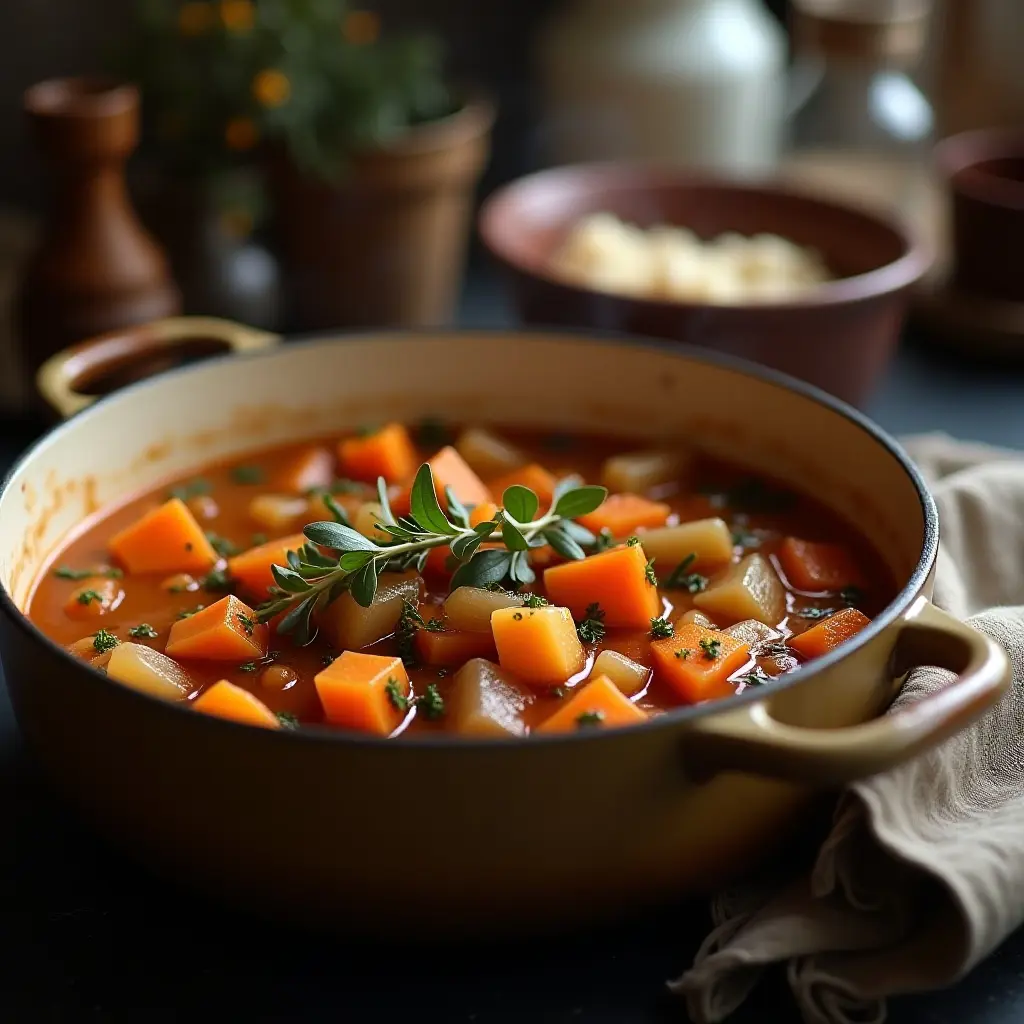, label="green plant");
[116,1,452,181]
